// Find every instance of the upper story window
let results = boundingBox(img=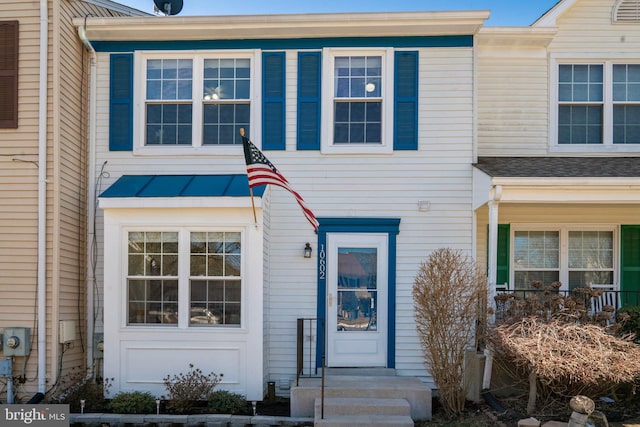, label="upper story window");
[555,61,640,148]
[146,59,193,145]
[137,52,257,153]
[322,48,394,154]
[334,56,382,144]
